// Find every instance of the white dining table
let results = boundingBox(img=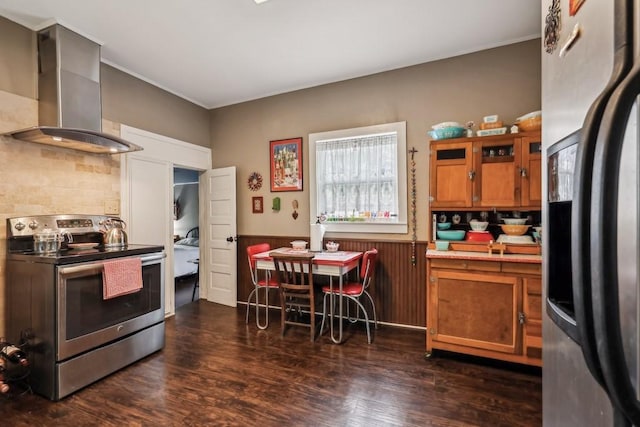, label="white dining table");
[252,247,363,343]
